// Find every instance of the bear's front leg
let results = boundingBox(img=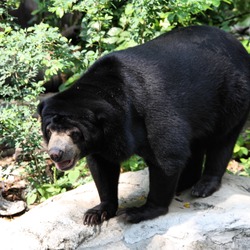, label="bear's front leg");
[84,155,120,226]
[118,164,181,223]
